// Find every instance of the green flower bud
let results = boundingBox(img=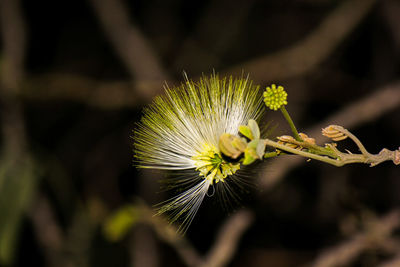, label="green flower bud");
[263,84,288,110]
